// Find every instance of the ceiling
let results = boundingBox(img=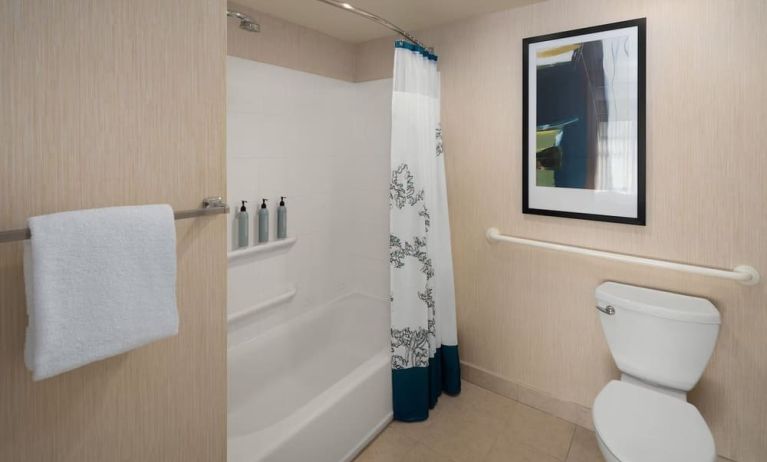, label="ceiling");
[234,0,542,43]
